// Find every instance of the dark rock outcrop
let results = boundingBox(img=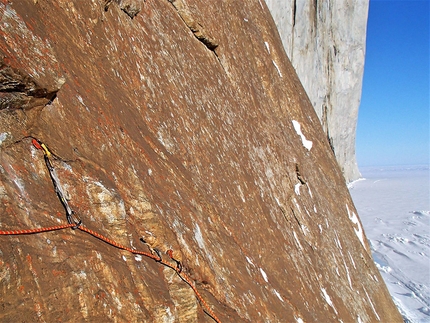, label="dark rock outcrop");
[0,1,401,322]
